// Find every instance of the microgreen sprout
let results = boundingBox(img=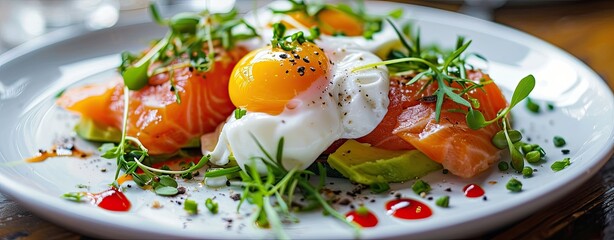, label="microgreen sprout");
[551,158,571,172]
[270,0,401,40]
[270,22,320,51]
[119,3,258,95]
[205,198,219,214]
[226,134,360,239]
